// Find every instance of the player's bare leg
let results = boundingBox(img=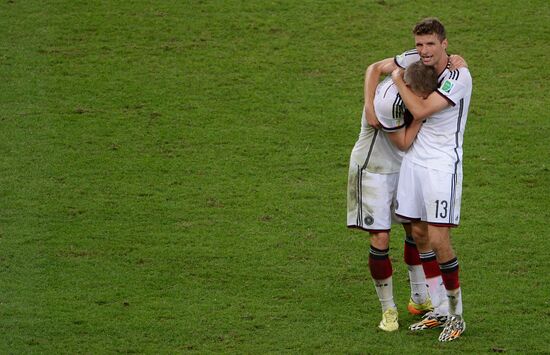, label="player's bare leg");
[409,221,449,331]
[412,222,447,314]
[402,223,432,315]
[369,232,398,331]
[429,225,465,341]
